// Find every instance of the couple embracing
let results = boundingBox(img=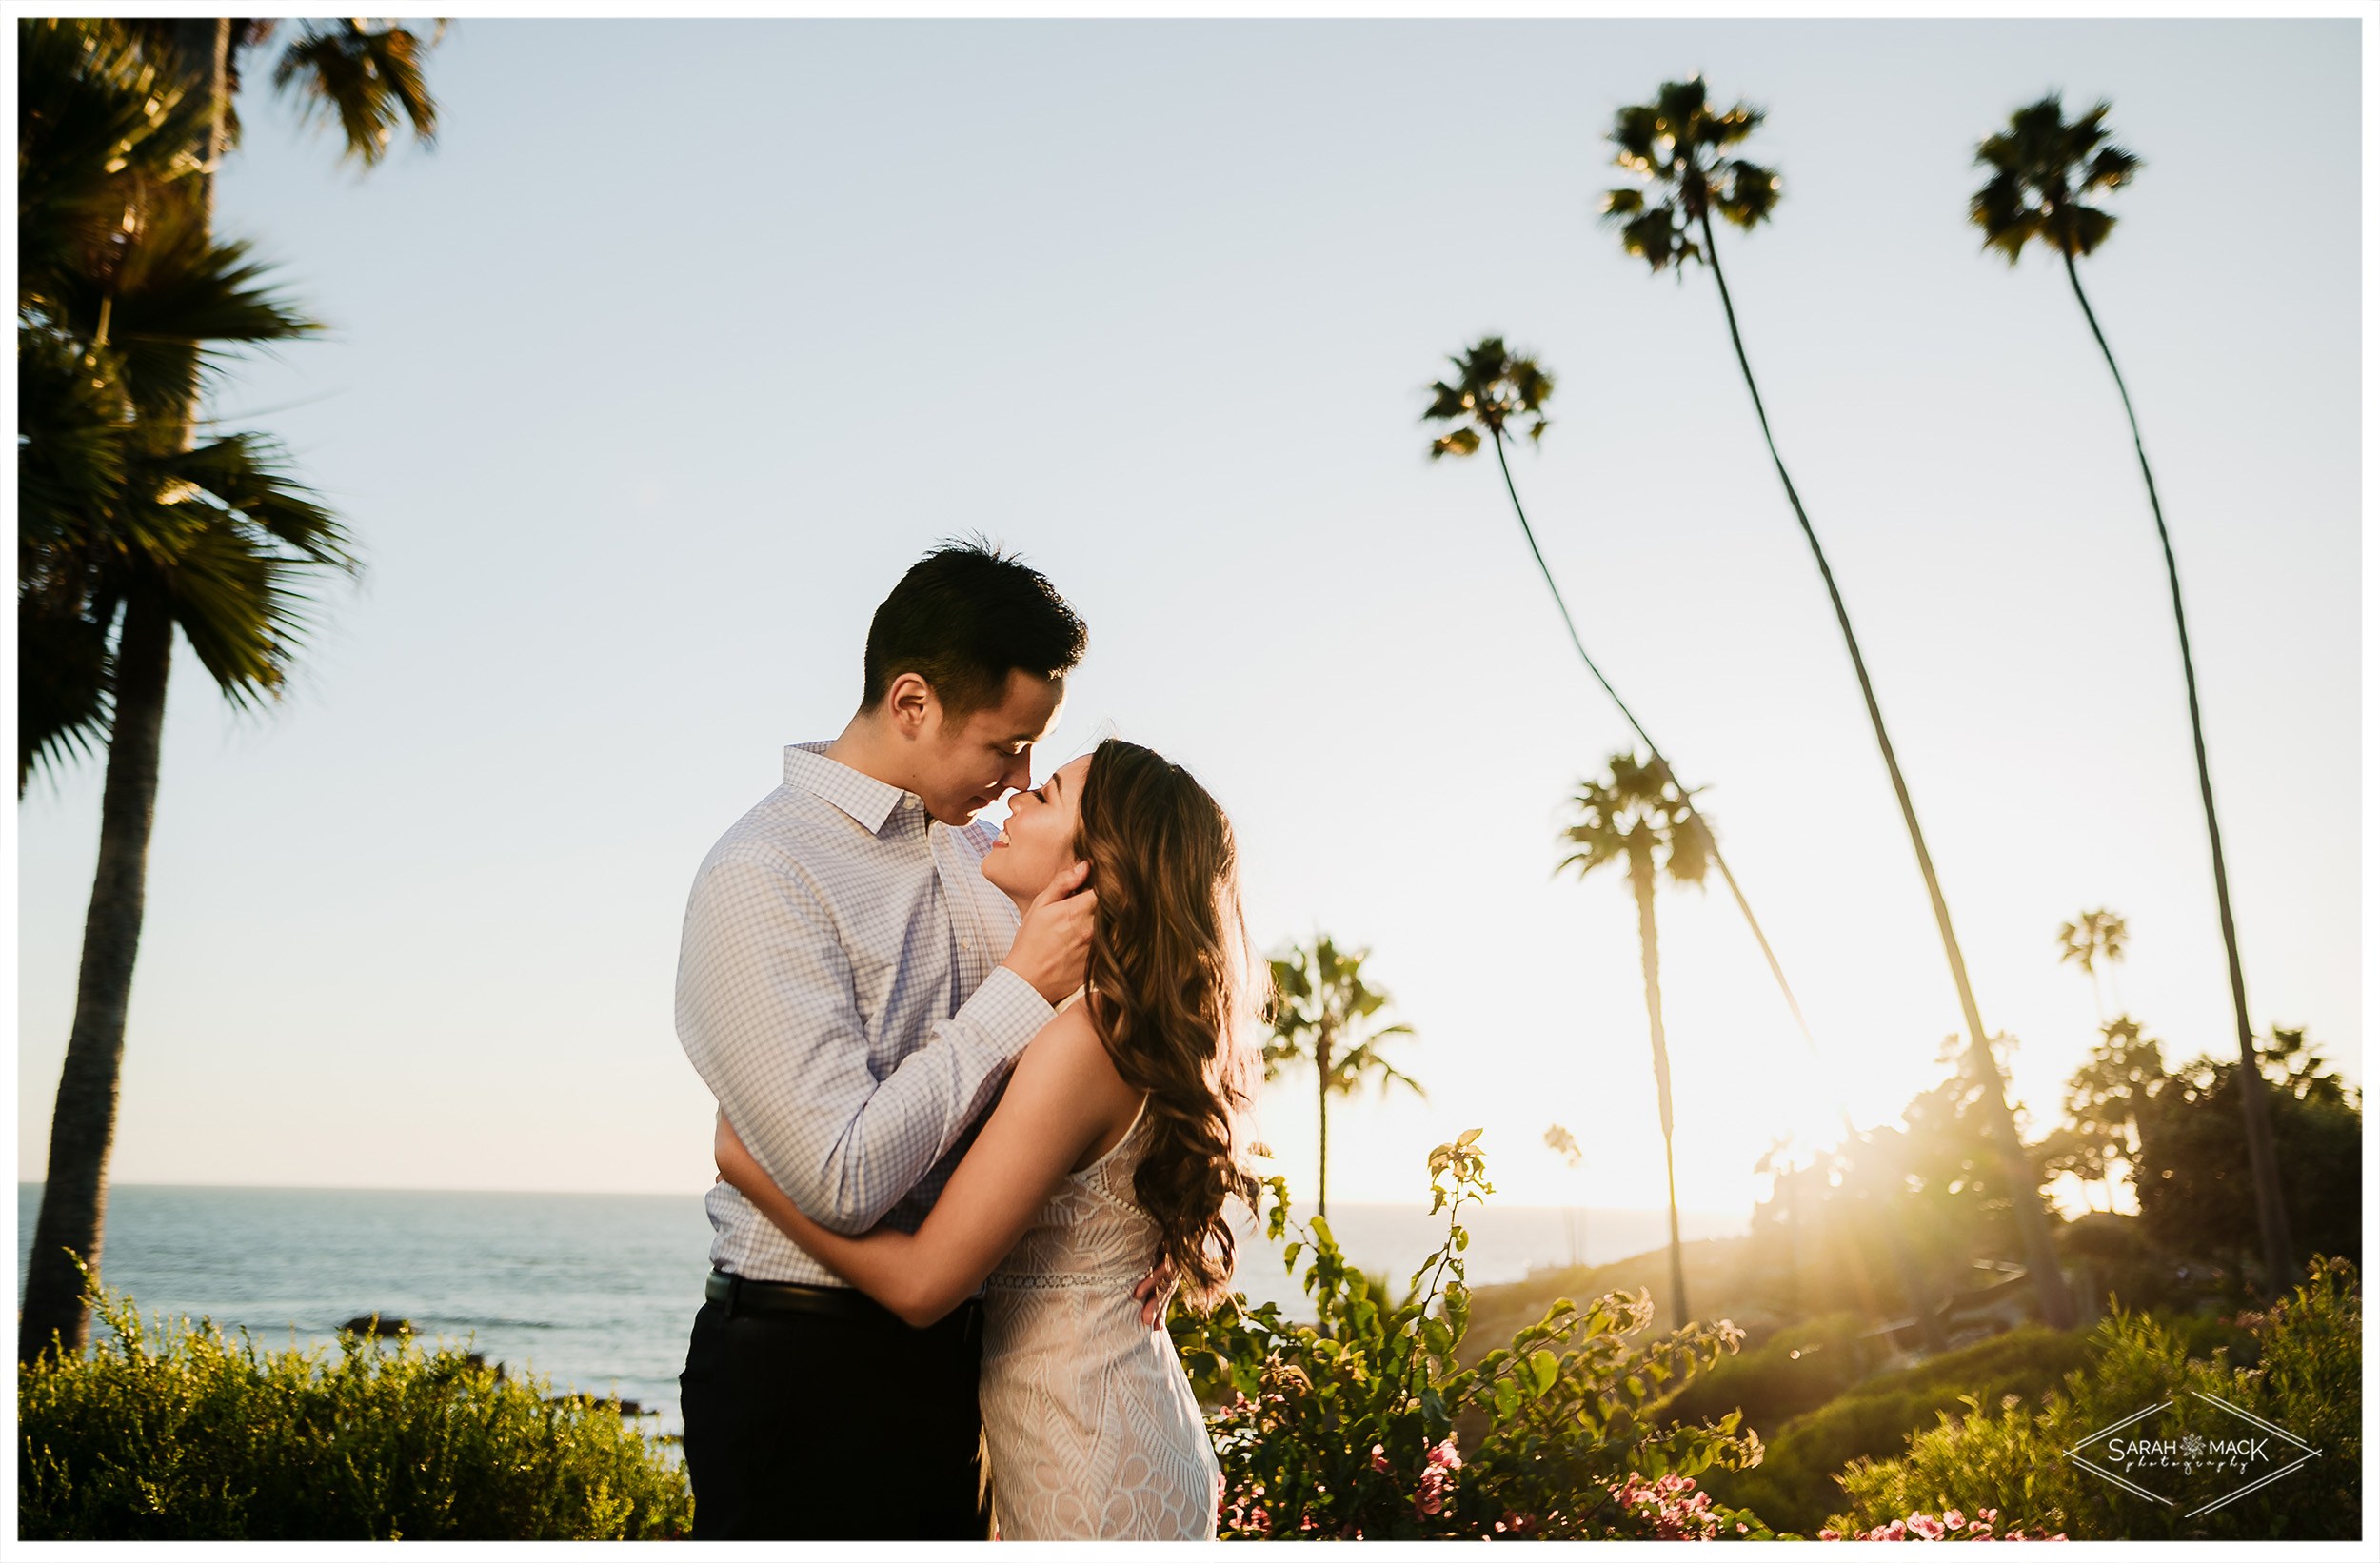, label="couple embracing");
[675,542,1256,1541]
